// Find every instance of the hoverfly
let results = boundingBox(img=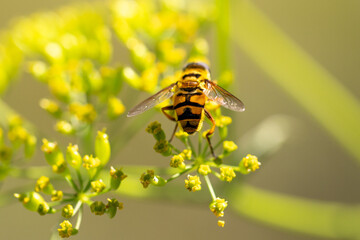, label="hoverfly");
[127,62,245,157]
